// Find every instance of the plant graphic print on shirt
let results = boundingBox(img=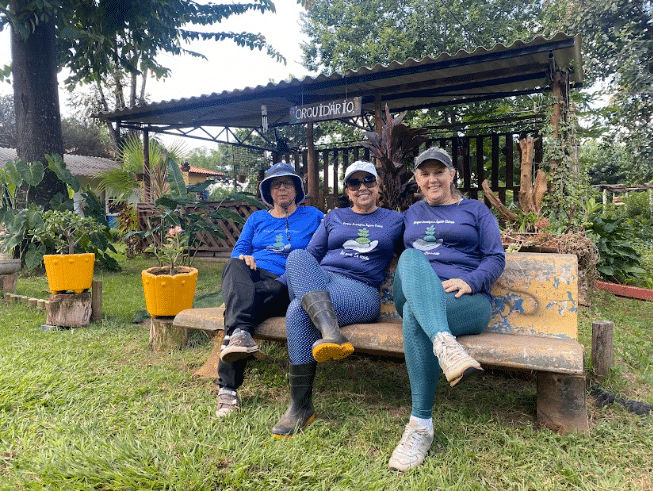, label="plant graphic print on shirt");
[342,228,379,253]
[413,224,445,251]
[266,233,292,253]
